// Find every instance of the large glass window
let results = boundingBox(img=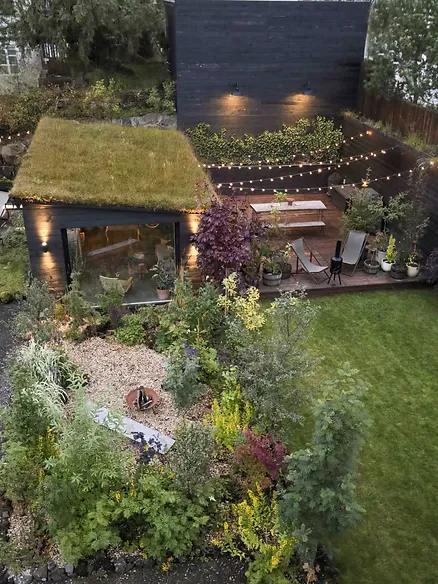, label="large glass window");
[68,223,176,304]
